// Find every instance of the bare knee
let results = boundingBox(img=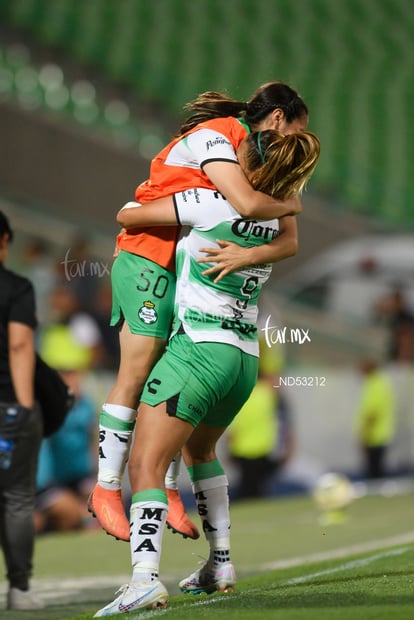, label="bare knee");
[182,445,217,466]
[183,424,225,465]
[110,372,145,407]
[108,358,151,407]
[128,452,166,492]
